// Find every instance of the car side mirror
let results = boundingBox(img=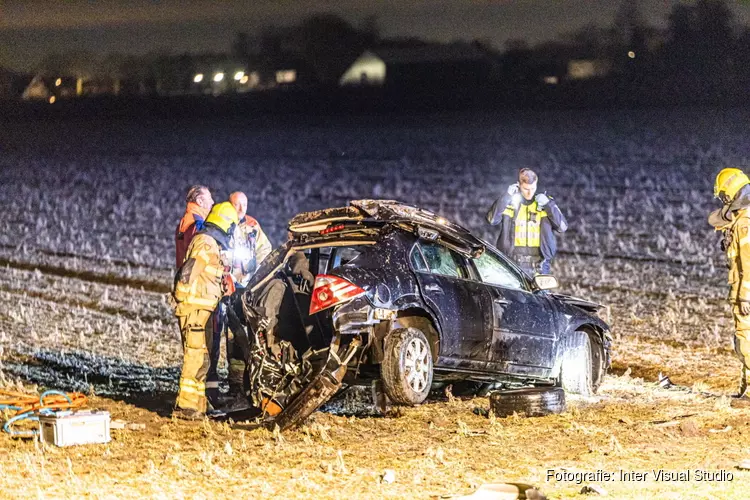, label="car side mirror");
[533,275,559,290]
